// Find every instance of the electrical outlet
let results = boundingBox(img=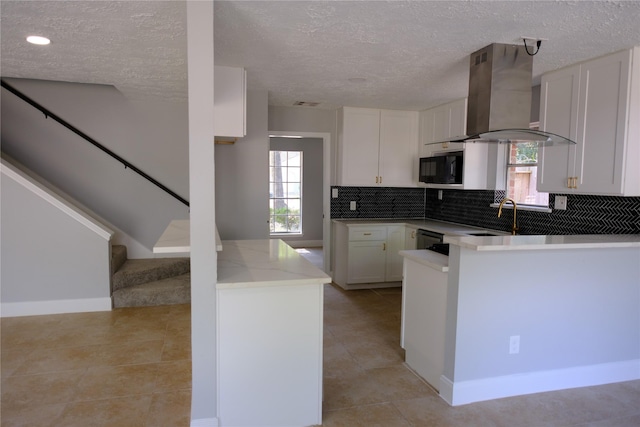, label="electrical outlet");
[554,195,567,210]
[332,188,339,198]
[509,335,520,354]
[350,201,357,211]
